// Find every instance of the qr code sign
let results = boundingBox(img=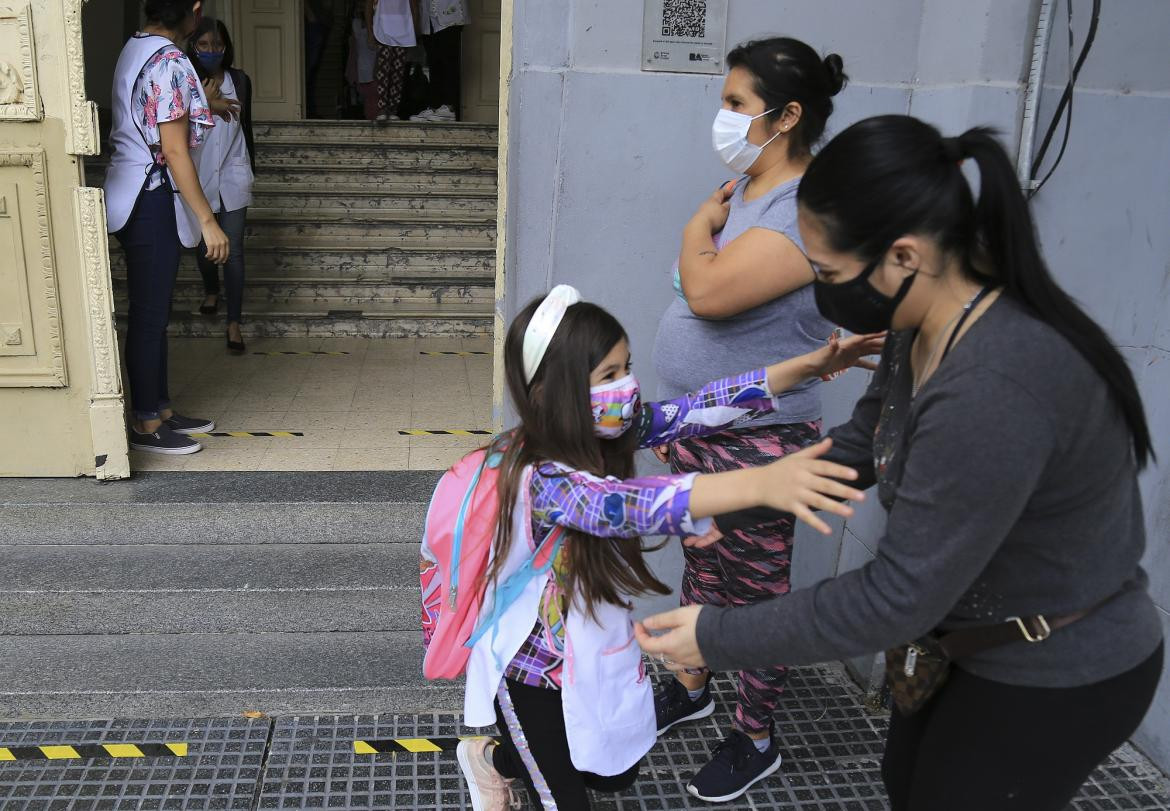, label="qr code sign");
[662,0,706,38]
